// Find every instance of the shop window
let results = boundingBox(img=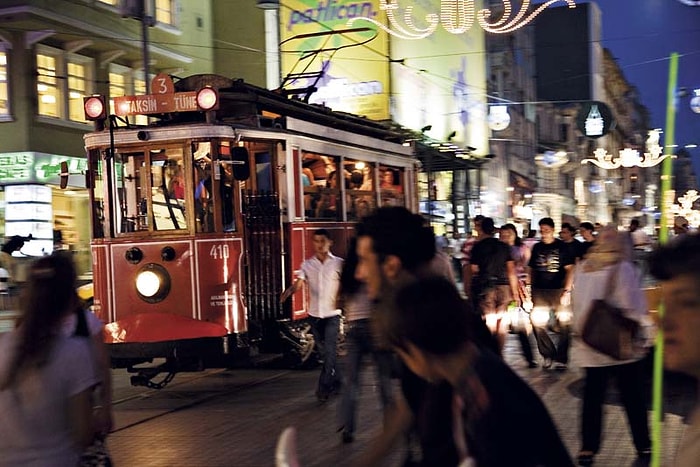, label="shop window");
[379,166,405,207]
[0,50,8,117]
[302,153,340,220]
[344,159,375,221]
